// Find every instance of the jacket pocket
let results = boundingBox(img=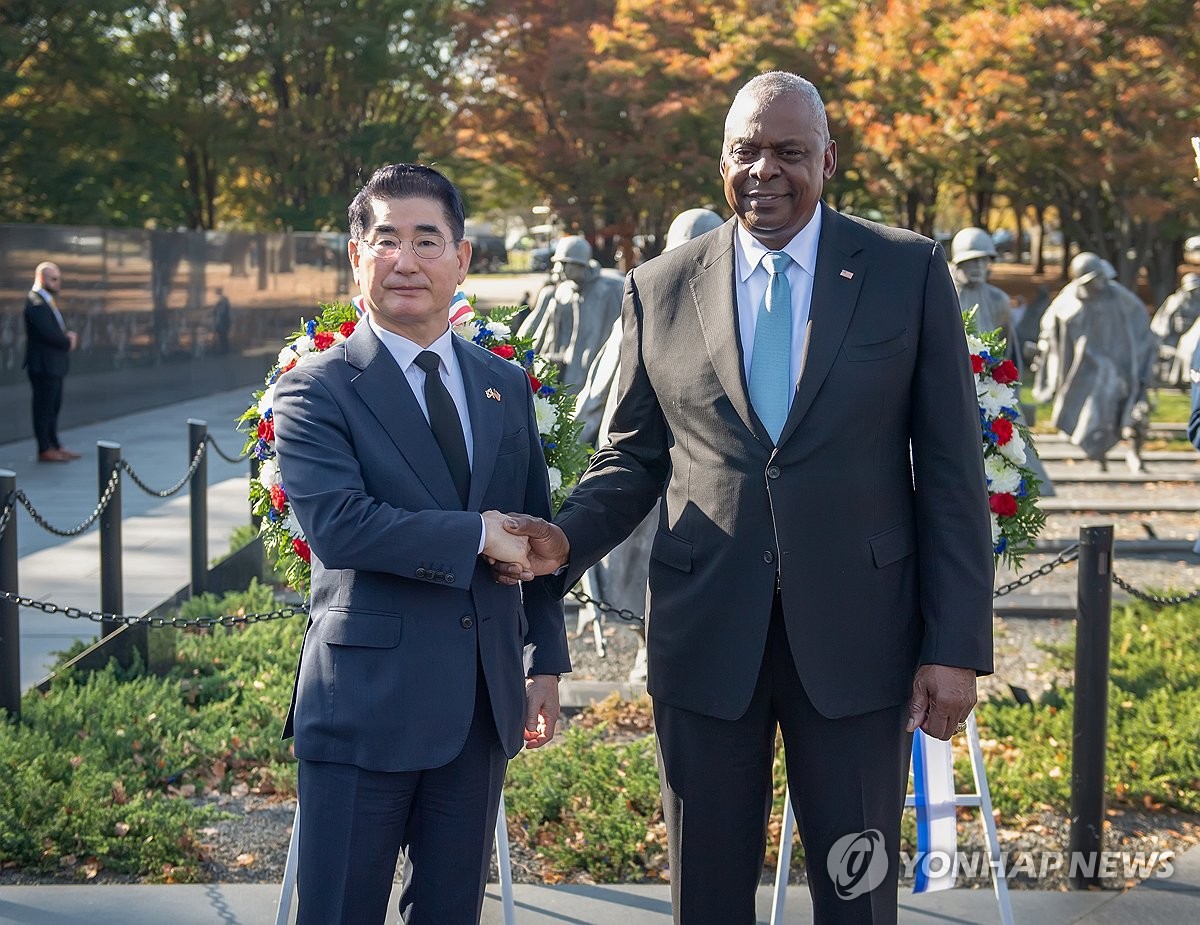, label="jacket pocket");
[843,330,909,362]
[496,426,528,456]
[869,523,916,568]
[321,608,403,648]
[650,530,693,573]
